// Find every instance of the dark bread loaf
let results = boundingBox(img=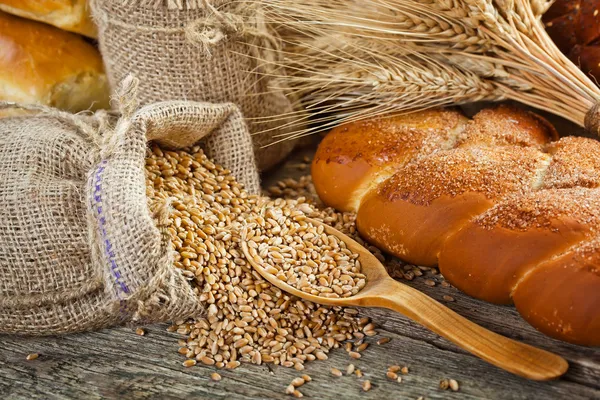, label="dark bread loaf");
[544,0,600,84]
